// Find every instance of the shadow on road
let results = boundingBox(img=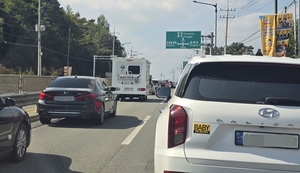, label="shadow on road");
[0,153,81,173]
[46,115,143,129]
[119,98,167,103]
